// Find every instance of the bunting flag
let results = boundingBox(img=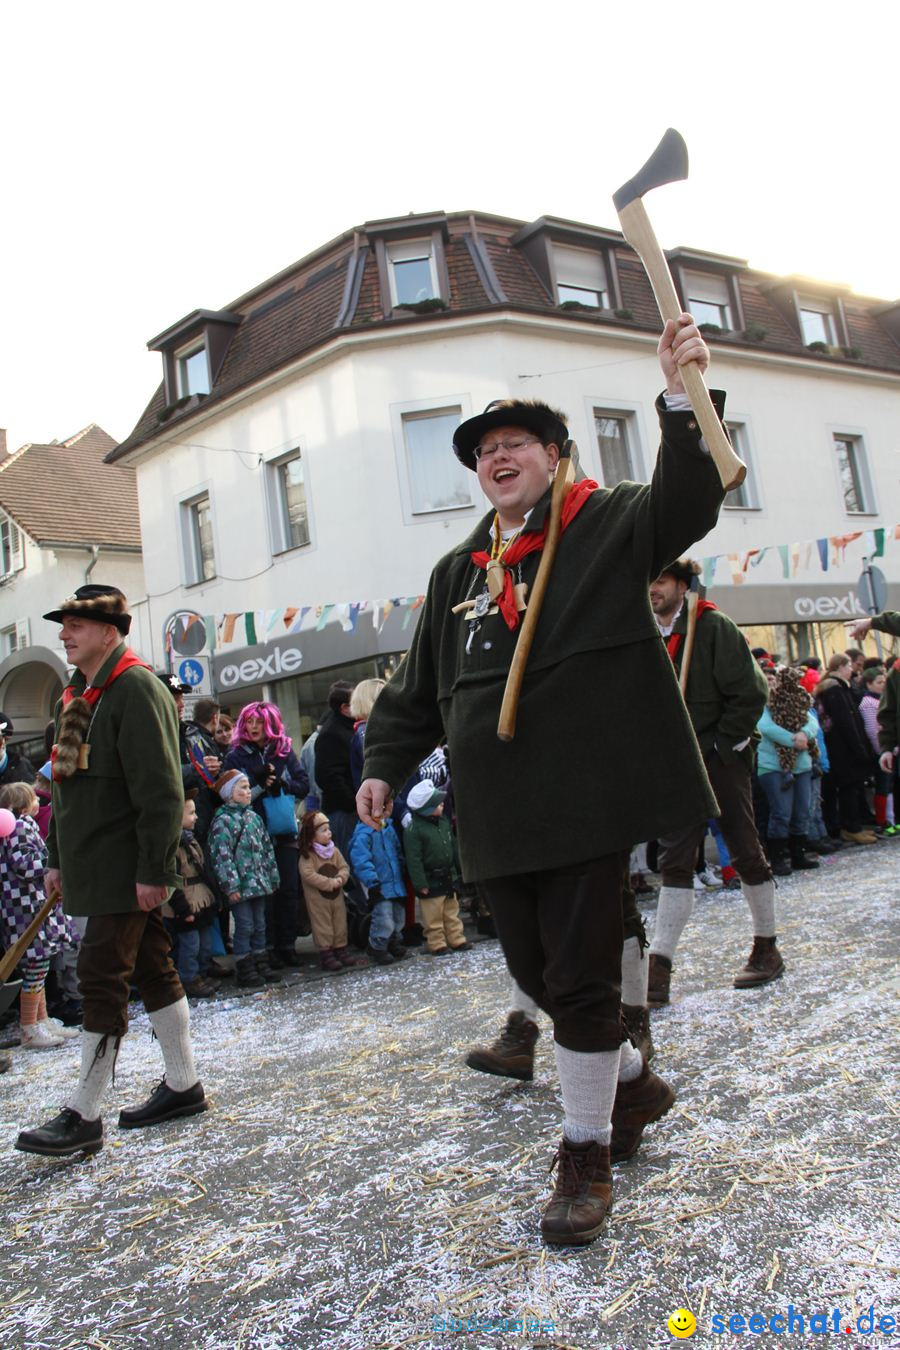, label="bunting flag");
[192,520,897,658]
